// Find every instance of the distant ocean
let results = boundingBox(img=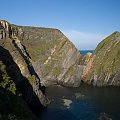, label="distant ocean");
[80,50,94,54]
